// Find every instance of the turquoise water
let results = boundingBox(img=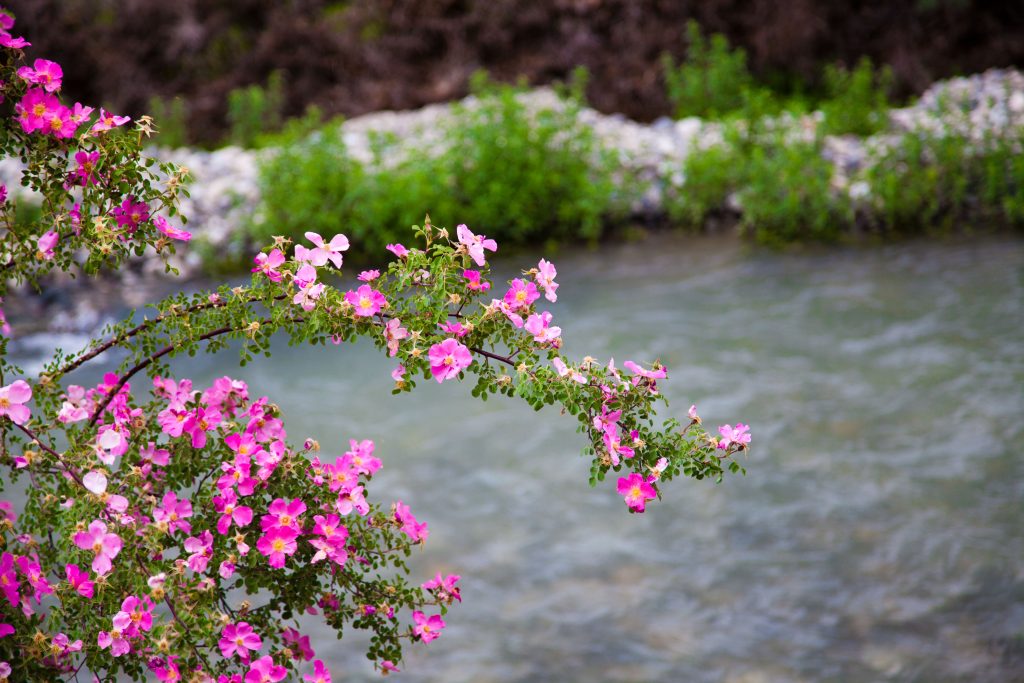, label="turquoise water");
[14,234,1024,682]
